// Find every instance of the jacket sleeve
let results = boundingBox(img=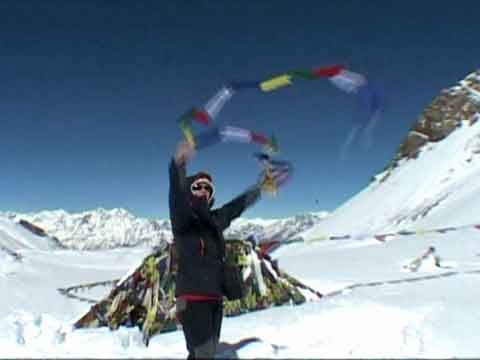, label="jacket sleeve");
[169,158,193,233]
[213,185,262,231]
